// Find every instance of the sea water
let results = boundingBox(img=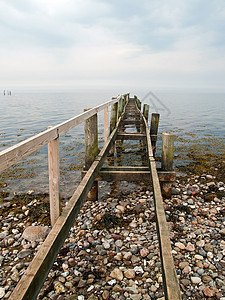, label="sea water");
[0,90,224,197]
